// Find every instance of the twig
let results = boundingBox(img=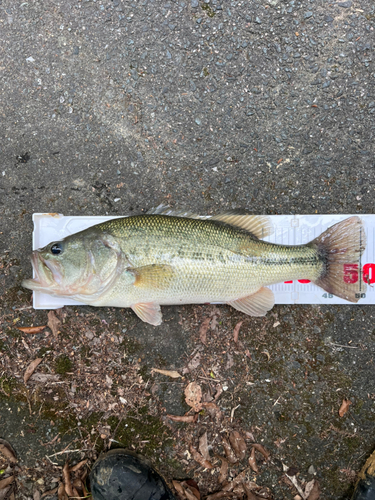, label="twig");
[47,448,82,459]
[329,343,358,349]
[230,404,240,423]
